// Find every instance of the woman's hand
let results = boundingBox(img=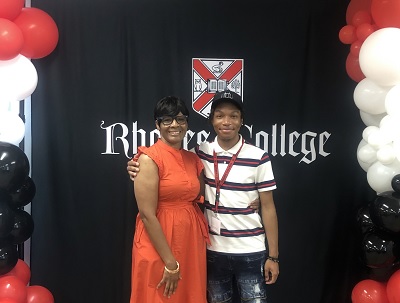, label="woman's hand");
[248,197,260,212]
[157,268,182,298]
